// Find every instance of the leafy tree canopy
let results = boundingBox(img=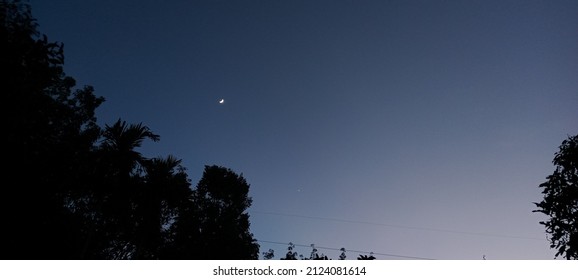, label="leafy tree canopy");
[534,134,578,260]
[2,0,259,260]
[2,0,104,259]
